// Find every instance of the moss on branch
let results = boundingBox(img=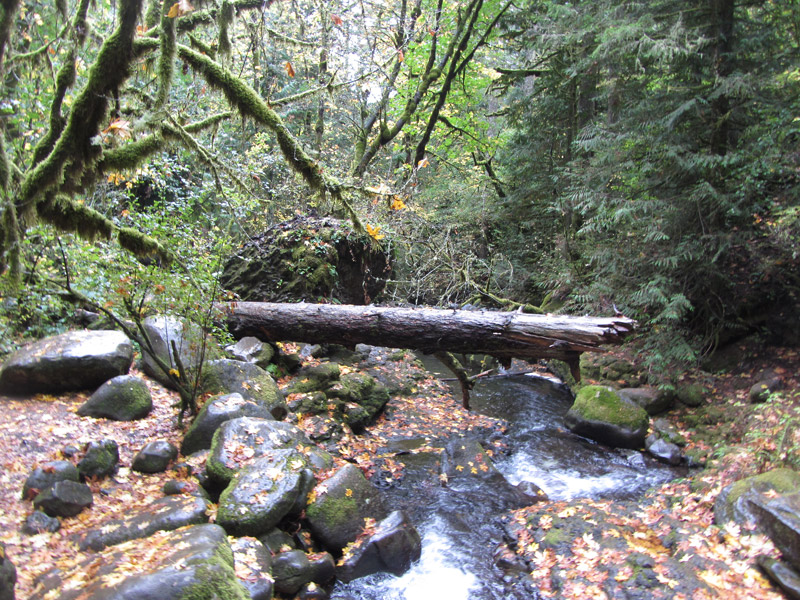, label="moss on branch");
[37,194,115,239]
